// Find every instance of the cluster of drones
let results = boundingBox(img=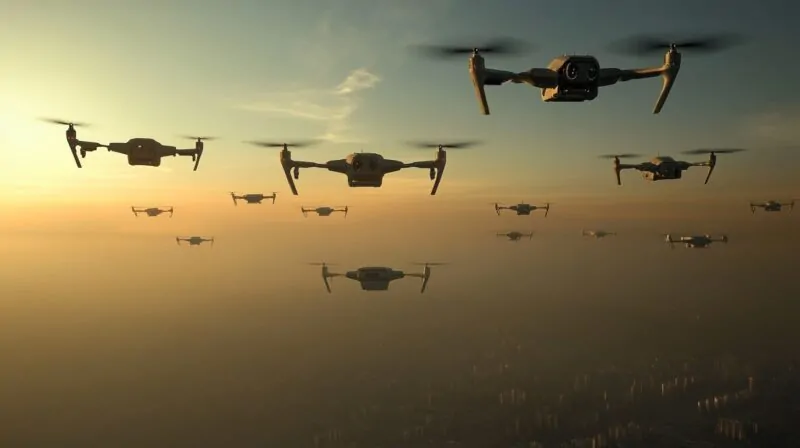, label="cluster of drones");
[38,34,794,294]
